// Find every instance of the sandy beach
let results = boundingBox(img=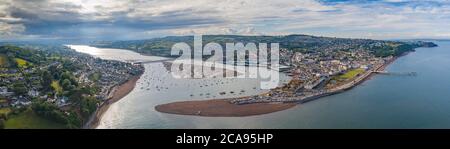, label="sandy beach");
[155,99,296,117]
[84,74,142,128]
